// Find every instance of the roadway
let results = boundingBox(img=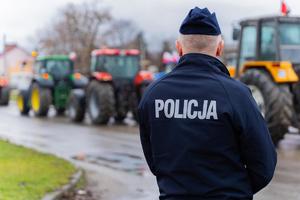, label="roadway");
[0,103,299,200]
